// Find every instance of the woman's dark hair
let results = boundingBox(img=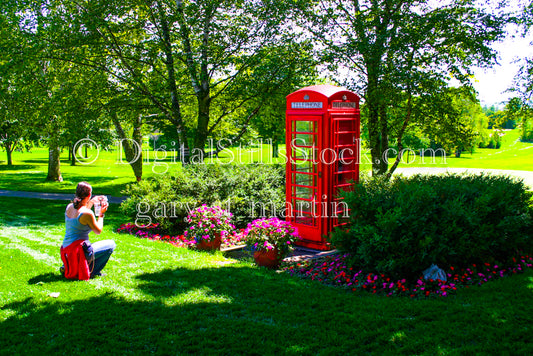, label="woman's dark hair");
[73,182,92,209]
